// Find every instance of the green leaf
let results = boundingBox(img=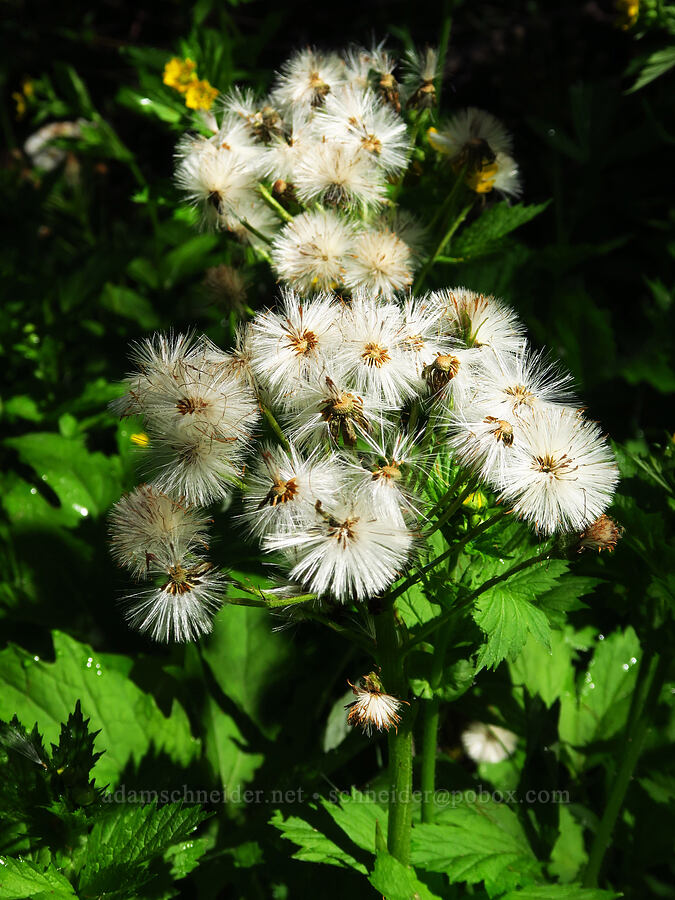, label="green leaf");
[548,806,588,883]
[559,627,640,768]
[500,886,619,899]
[50,700,104,803]
[0,857,77,899]
[77,802,208,896]
[1,396,43,423]
[472,559,562,670]
[269,808,368,874]
[0,632,198,786]
[201,692,264,800]
[2,432,122,528]
[410,796,541,892]
[369,852,442,900]
[322,788,387,855]
[116,86,184,124]
[99,283,160,330]
[509,629,577,708]
[164,834,216,880]
[203,599,294,738]
[451,201,550,259]
[626,47,675,93]
[160,234,220,287]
